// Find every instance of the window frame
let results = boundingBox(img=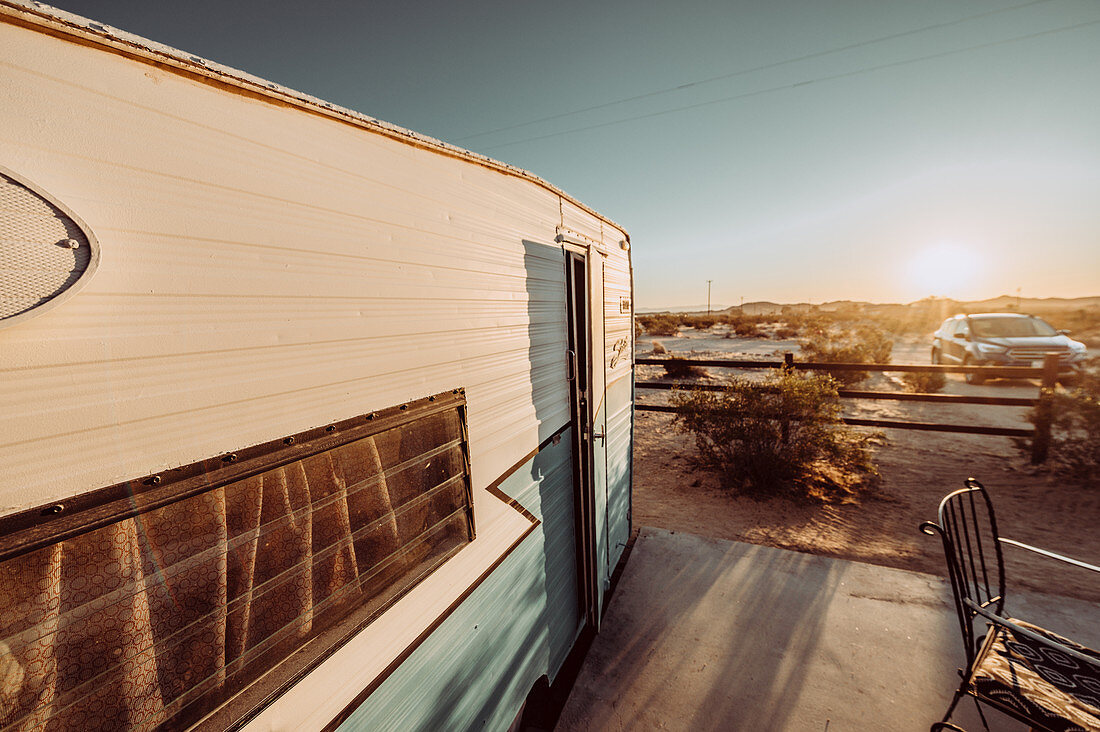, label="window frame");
[0,388,475,731]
